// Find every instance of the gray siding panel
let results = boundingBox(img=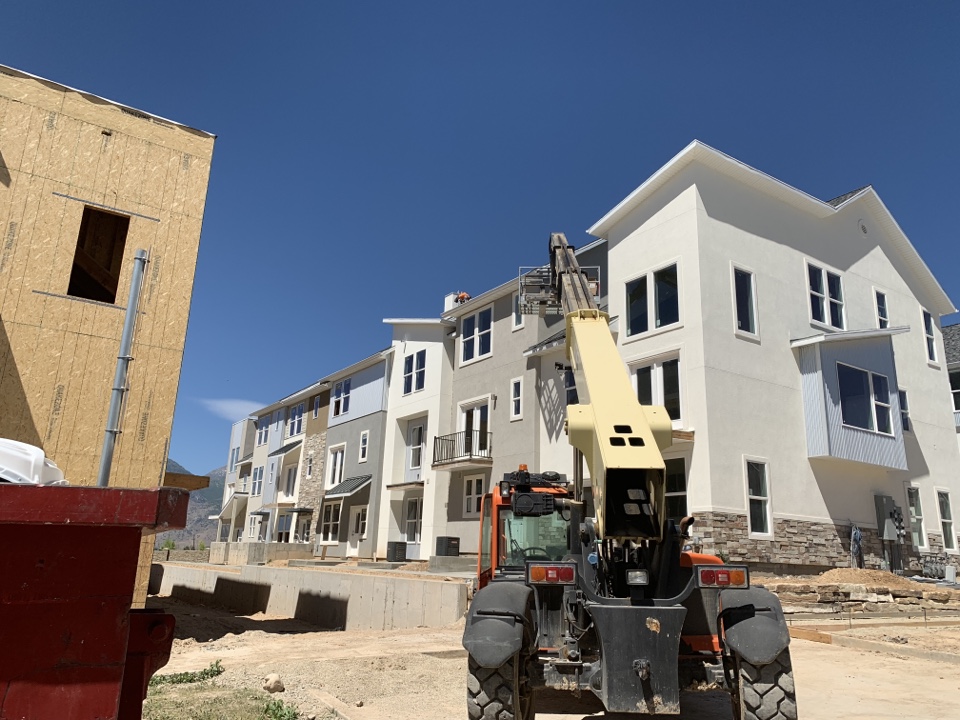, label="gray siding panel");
[799,345,829,457]
[329,361,387,428]
[820,337,907,470]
